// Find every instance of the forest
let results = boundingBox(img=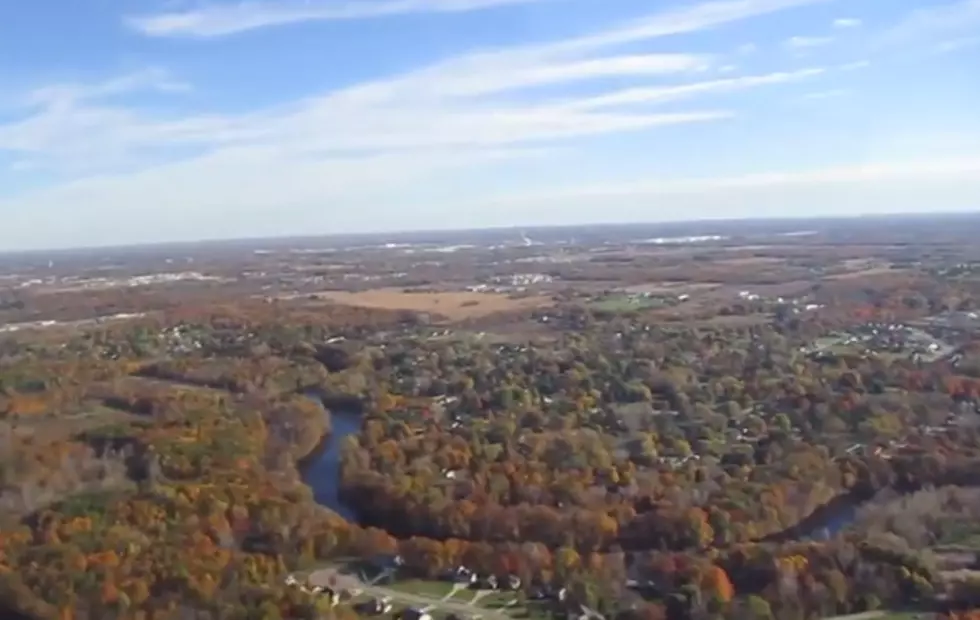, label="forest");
[3,263,980,620]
